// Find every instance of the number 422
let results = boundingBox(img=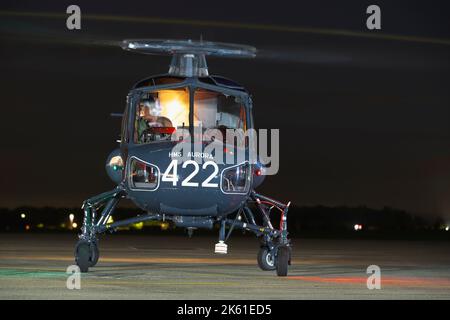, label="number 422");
[162,160,219,188]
